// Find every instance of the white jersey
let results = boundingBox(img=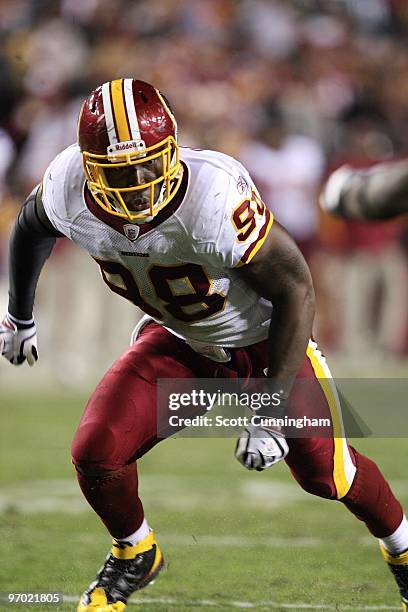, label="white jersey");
[42,144,273,347]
